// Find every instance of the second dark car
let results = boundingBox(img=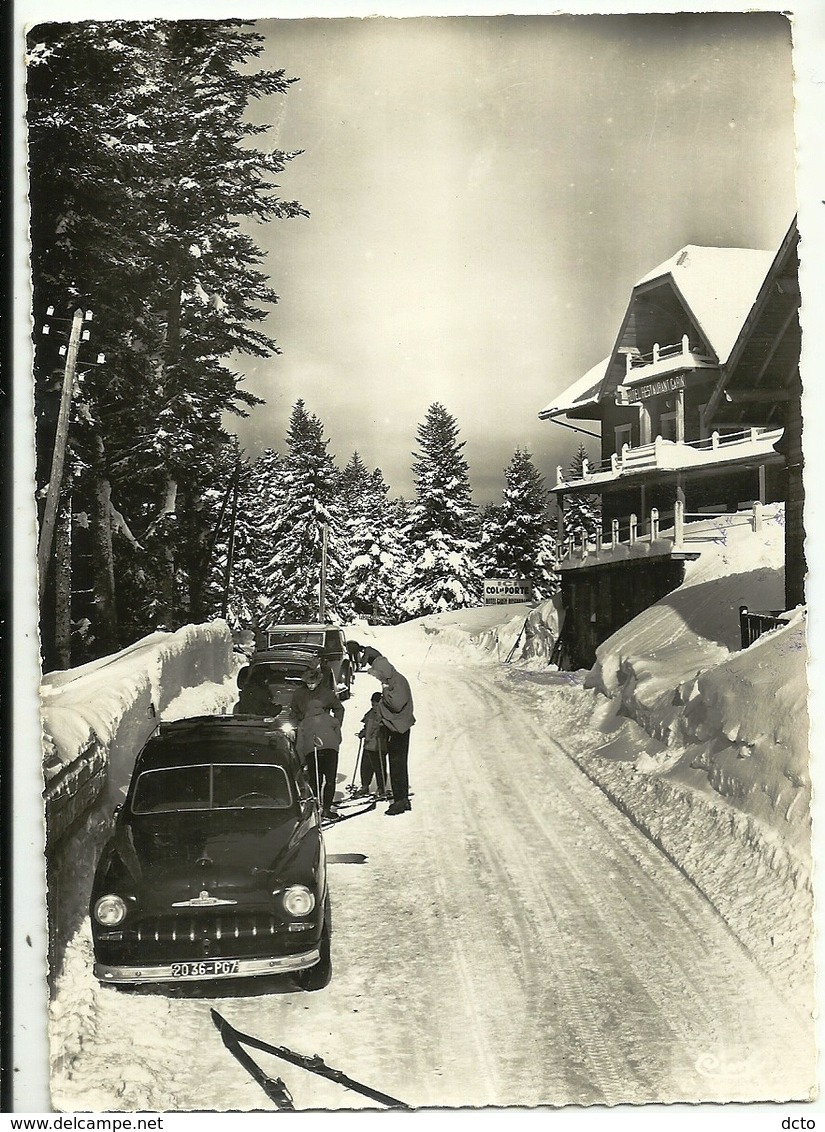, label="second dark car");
[254,623,352,699]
